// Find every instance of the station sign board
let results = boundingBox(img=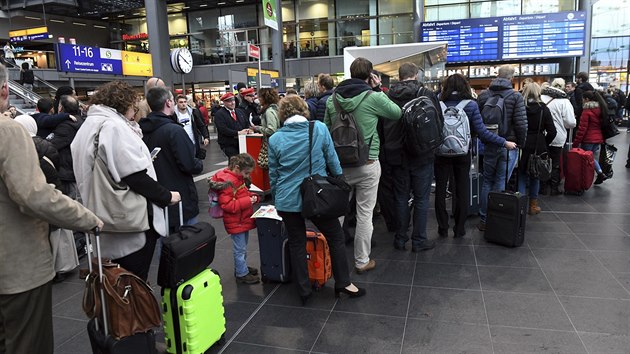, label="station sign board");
[10,26,50,42]
[56,43,152,77]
